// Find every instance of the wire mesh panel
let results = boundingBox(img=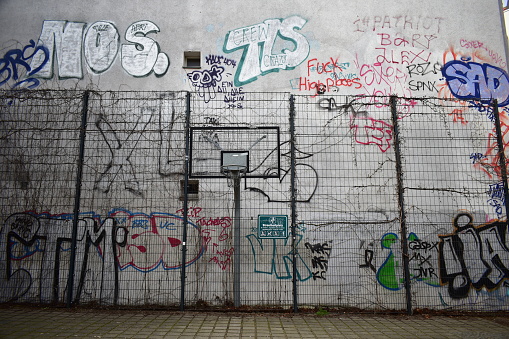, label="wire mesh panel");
[78,91,189,306]
[185,92,293,308]
[0,90,83,303]
[396,97,508,311]
[293,95,403,311]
